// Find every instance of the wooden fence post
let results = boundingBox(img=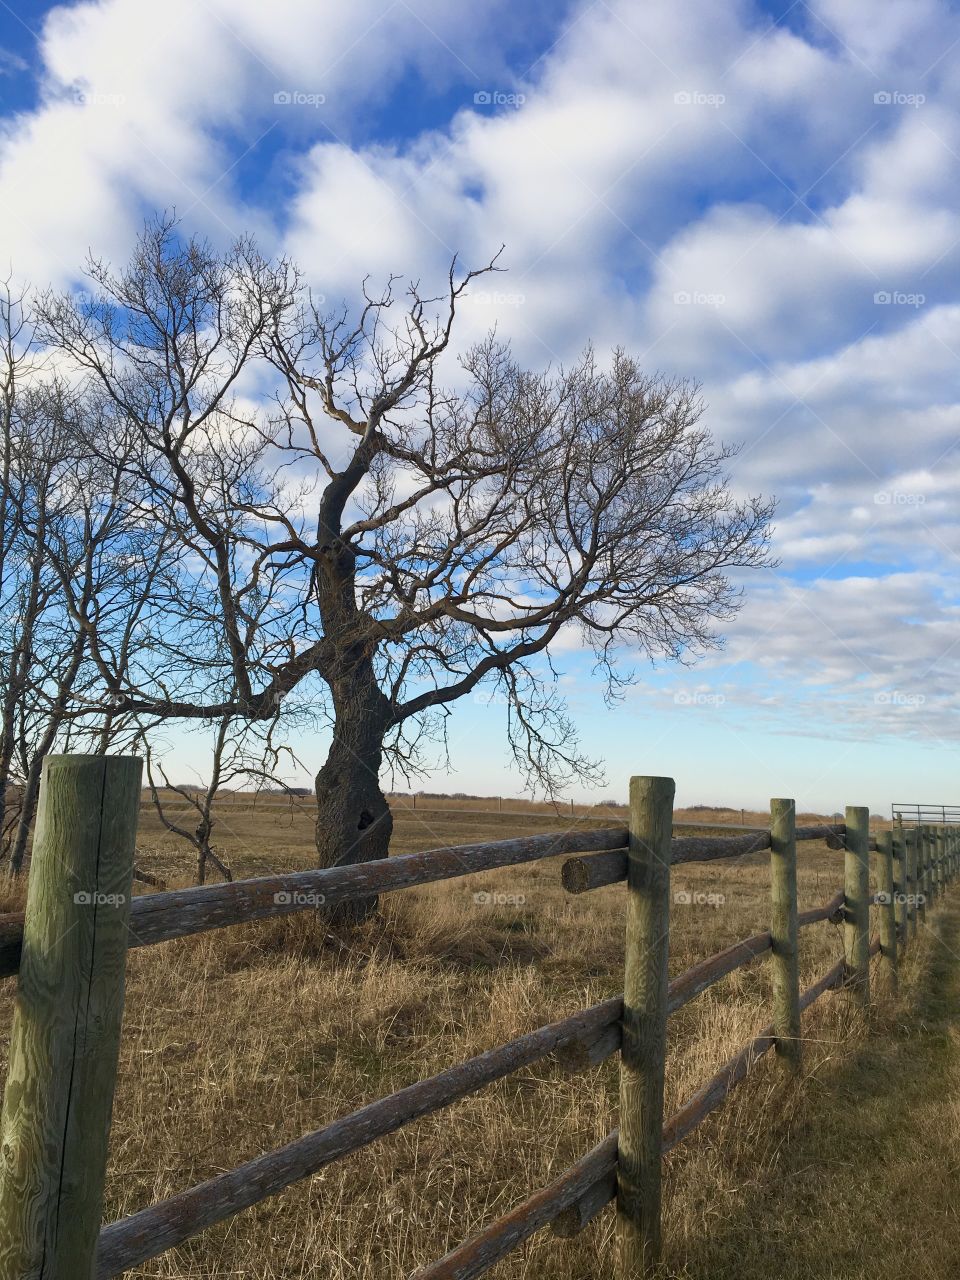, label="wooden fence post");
[911,829,926,942]
[876,831,898,993]
[893,821,908,958]
[618,775,674,1279]
[0,754,142,1279]
[769,798,800,1071]
[937,827,946,897]
[844,806,870,1003]
[931,826,939,901]
[918,827,929,925]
